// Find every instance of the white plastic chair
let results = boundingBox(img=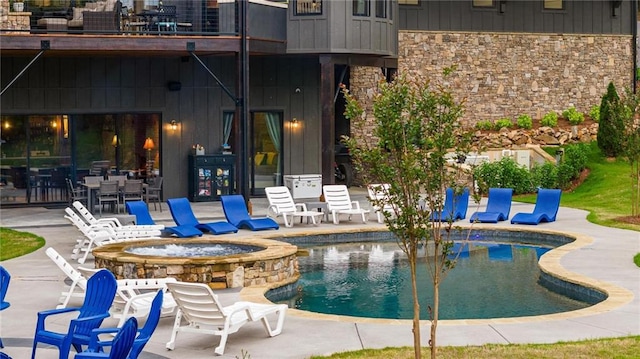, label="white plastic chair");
[45,247,98,309]
[265,186,323,227]
[165,281,287,356]
[367,183,397,224]
[322,185,370,224]
[73,201,164,231]
[111,277,178,329]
